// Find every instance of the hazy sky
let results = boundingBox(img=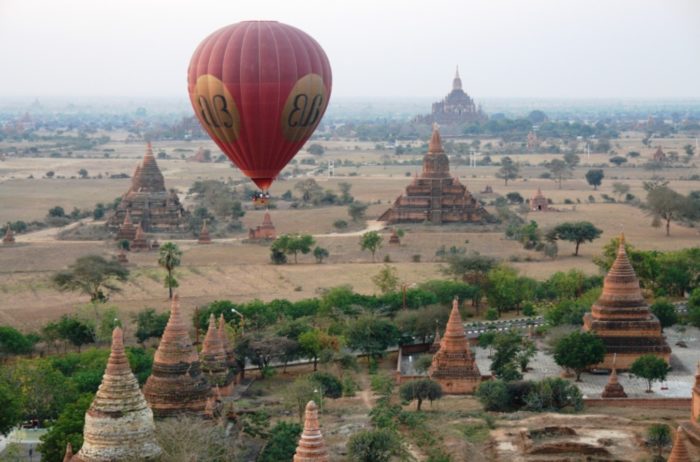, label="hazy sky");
[1,0,698,100]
